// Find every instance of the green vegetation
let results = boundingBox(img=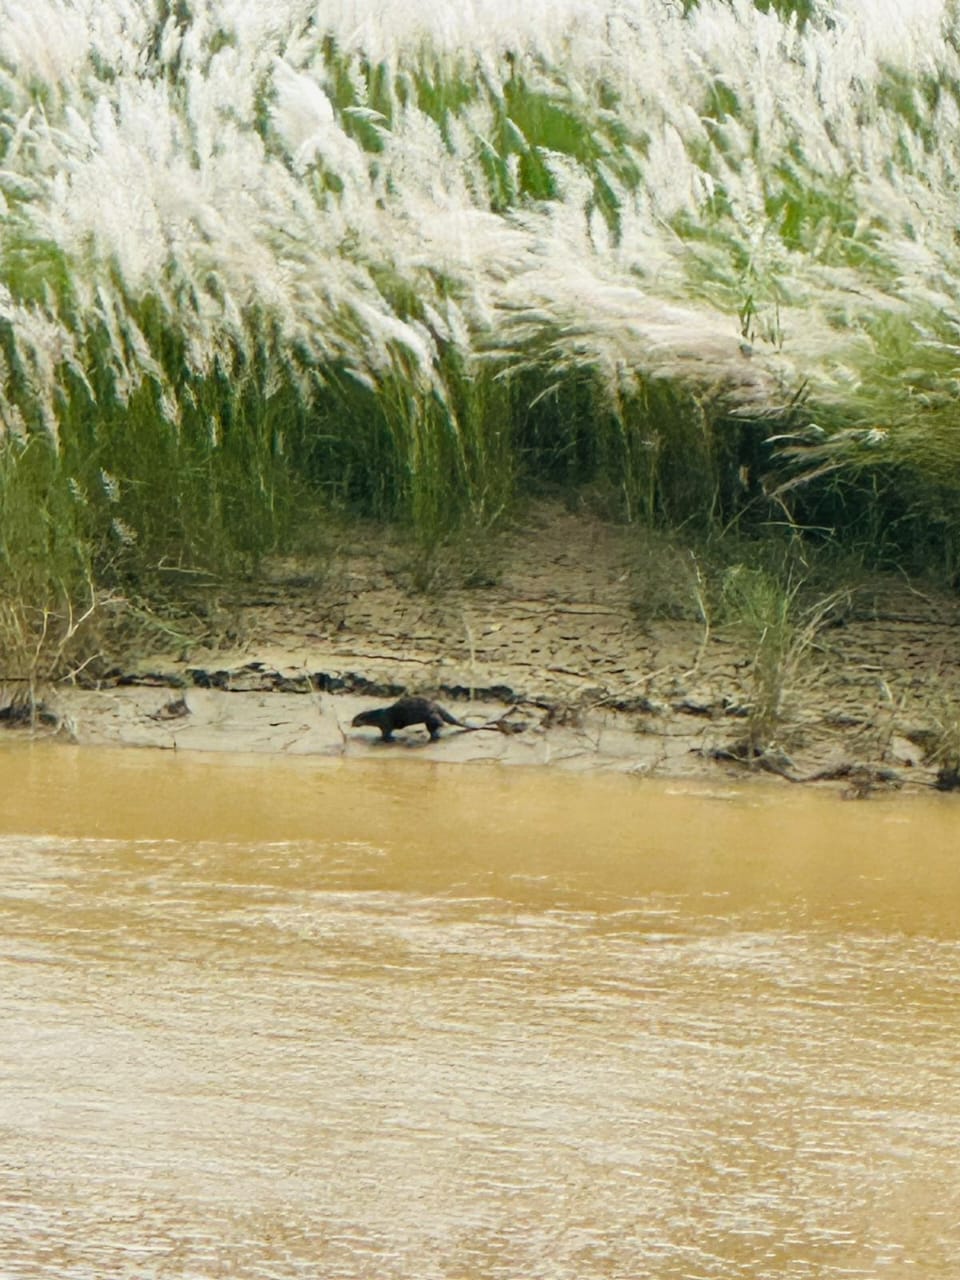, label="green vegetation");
[719,561,846,754]
[3,0,960,682]
[0,438,97,706]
